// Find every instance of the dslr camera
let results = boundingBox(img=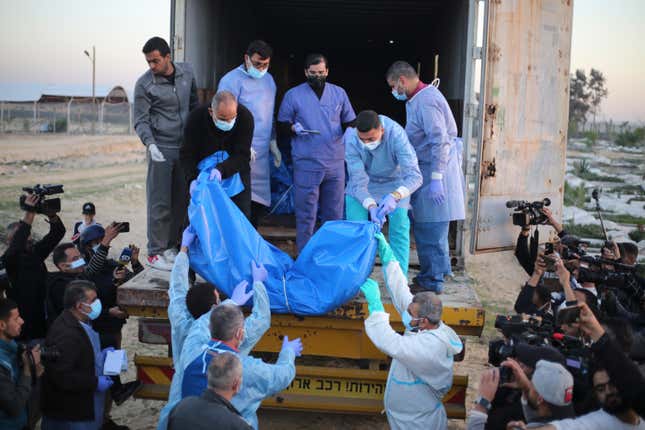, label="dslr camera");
[506,198,551,227]
[19,184,64,215]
